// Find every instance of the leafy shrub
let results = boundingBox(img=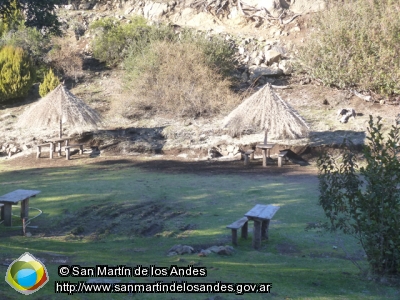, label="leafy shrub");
[318,115,400,276]
[297,0,400,95]
[0,45,35,102]
[180,31,236,78]
[39,68,60,97]
[90,16,167,66]
[0,26,50,64]
[90,16,236,76]
[119,40,239,118]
